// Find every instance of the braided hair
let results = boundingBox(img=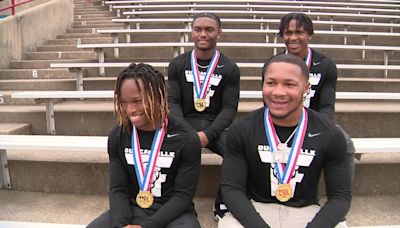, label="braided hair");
[114,63,168,133]
[278,12,314,37]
